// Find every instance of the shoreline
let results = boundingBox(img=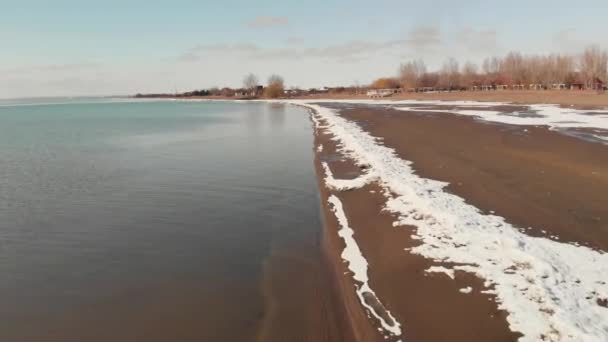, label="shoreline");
[312,116,393,342]
[309,103,518,341]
